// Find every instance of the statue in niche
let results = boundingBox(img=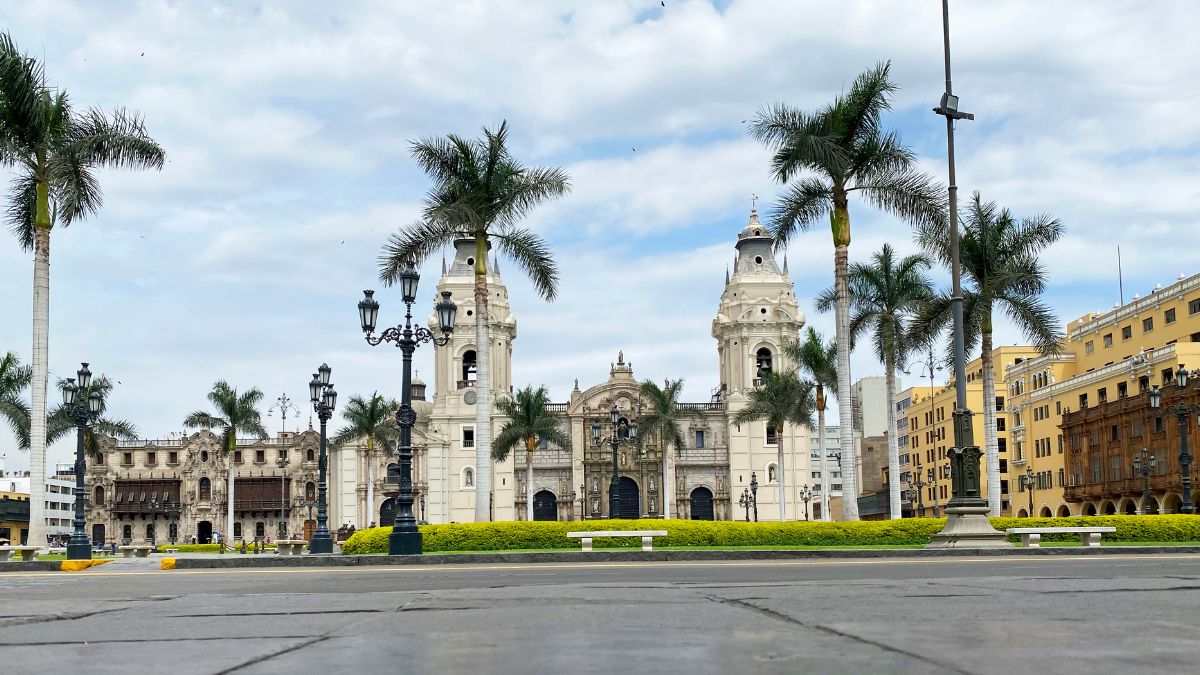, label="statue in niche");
[677,476,685,492]
[620,451,626,467]
[649,474,655,490]
[591,476,599,492]
[592,498,600,513]
[649,497,656,512]
[768,465,777,483]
